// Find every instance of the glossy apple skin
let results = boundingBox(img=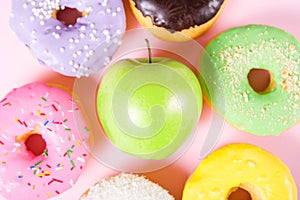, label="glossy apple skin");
[97,58,202,160]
